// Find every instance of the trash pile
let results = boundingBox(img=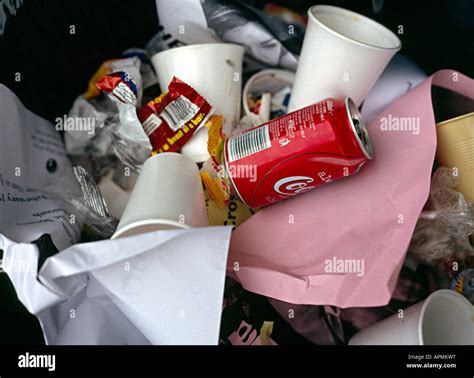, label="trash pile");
[0,1,473,346]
